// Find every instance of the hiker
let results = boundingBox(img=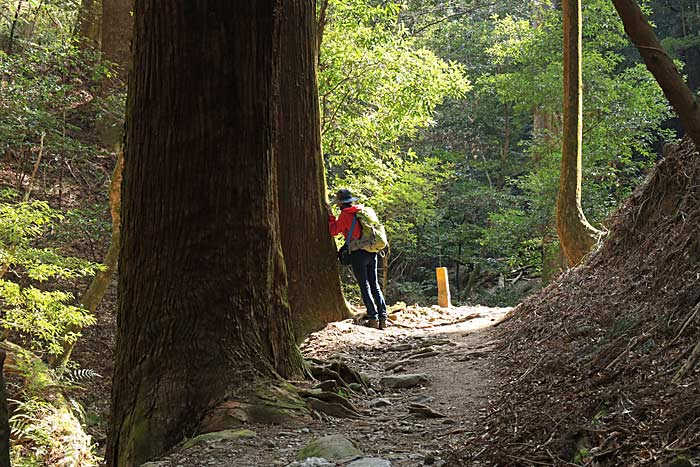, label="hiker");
[327,189,388,330]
